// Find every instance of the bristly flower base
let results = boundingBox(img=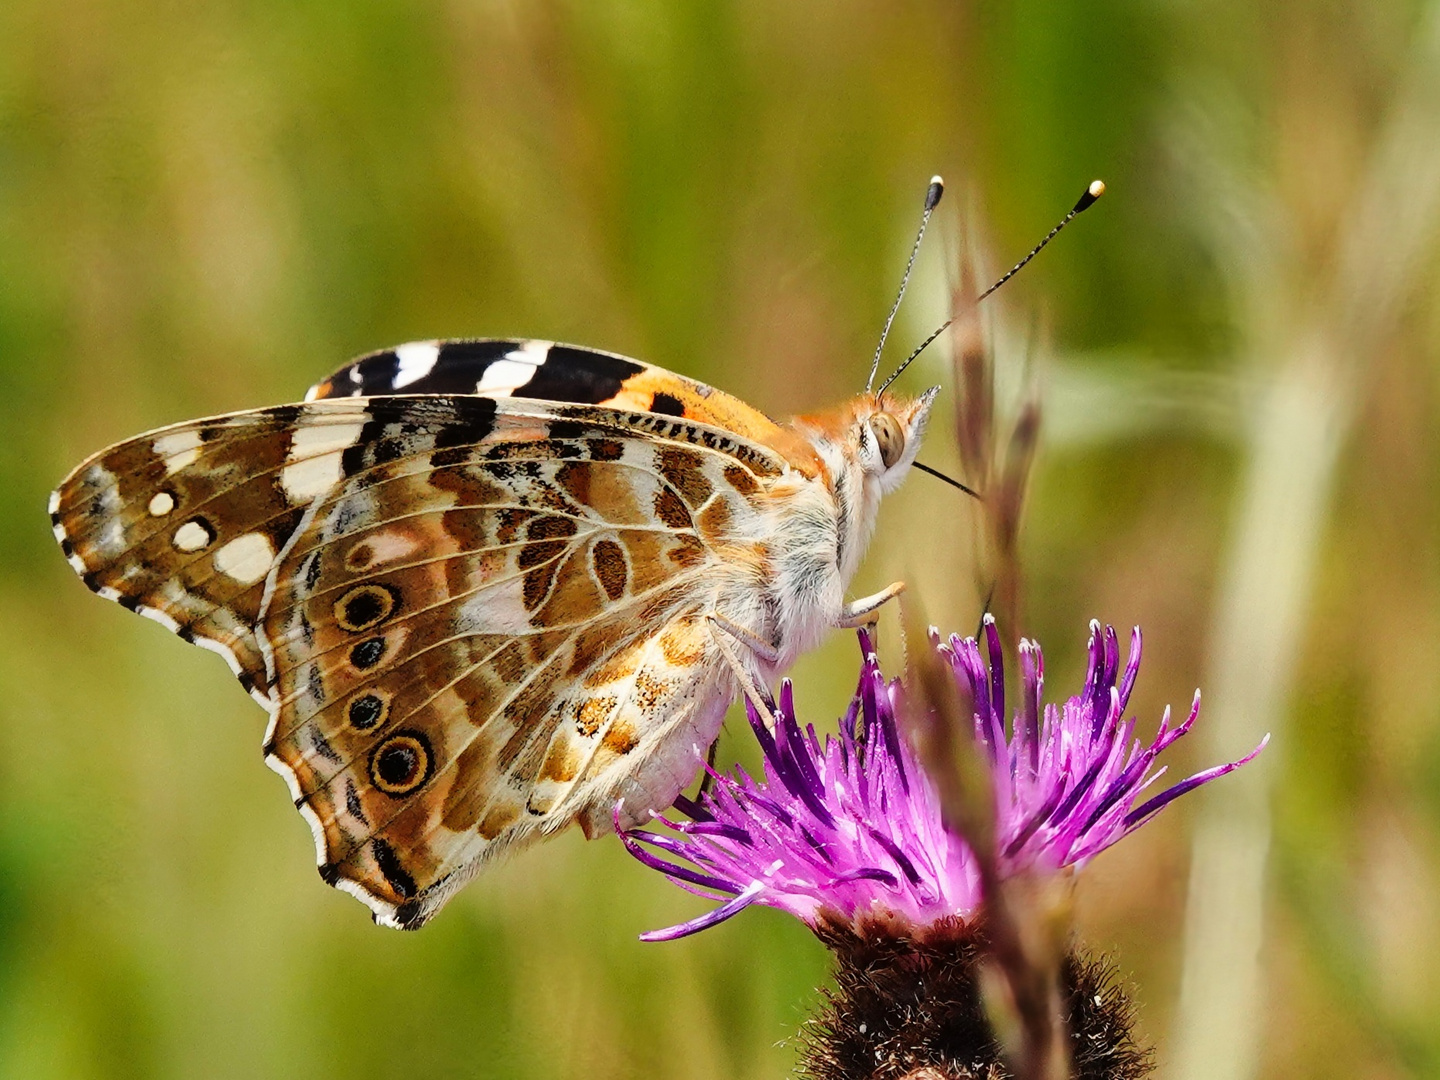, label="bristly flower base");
[801,918,1153,1080]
